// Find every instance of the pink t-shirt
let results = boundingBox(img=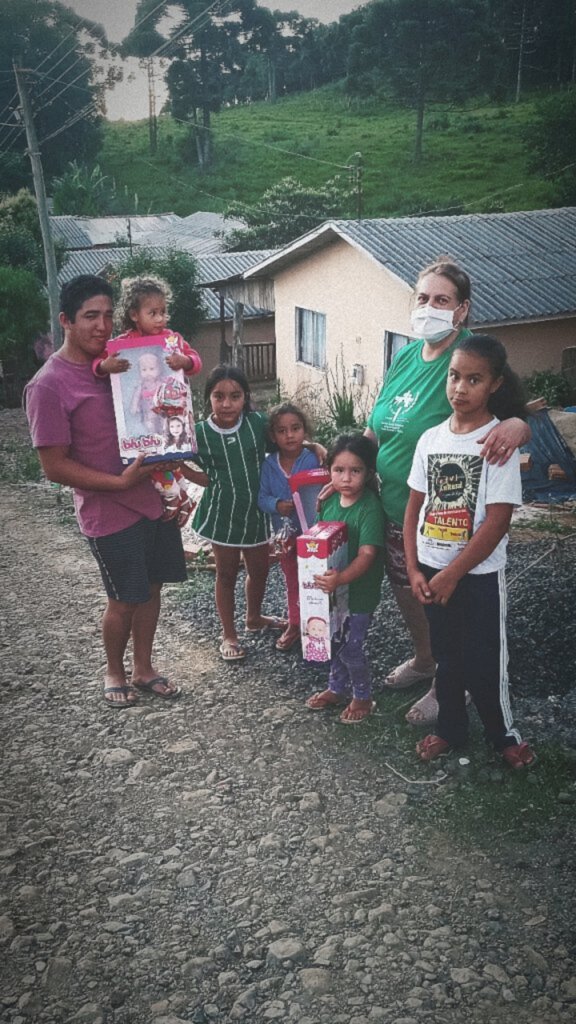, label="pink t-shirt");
[25,353,162,537]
